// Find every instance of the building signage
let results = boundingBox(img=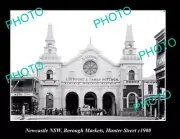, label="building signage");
[82,55,97,61]
[11,93,33,96]
[66,77,119,82]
